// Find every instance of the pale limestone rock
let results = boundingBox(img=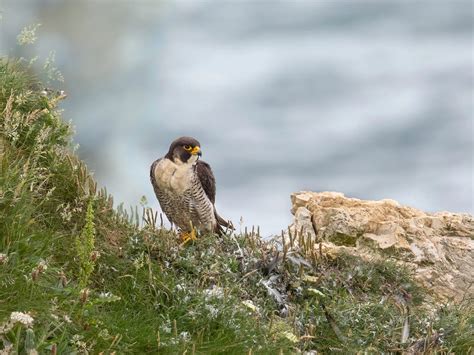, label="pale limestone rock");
[286,191,474,302]
[293,207,316,240]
